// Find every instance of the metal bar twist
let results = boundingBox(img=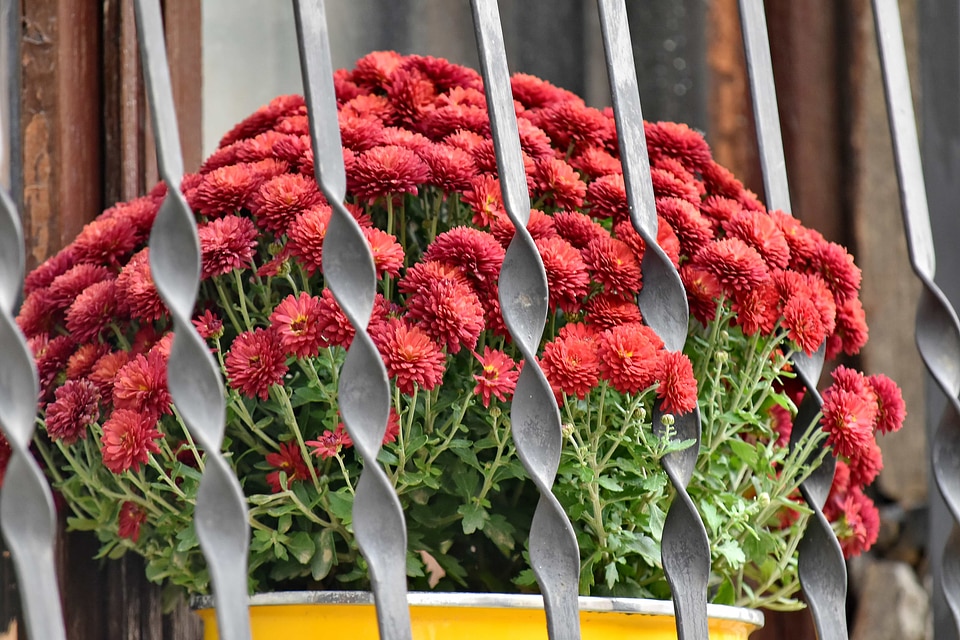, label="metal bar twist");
[470,1,581,638]
[738,2,847,638]
[595,2,709,638]
[872,0,960,634]
[293,3,412,638]
[0,106,67,640]
[134,2,252,638]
